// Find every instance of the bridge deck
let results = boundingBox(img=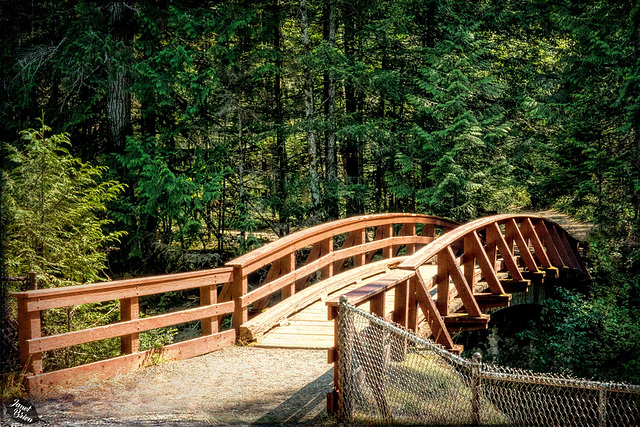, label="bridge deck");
[255,265,439,349]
